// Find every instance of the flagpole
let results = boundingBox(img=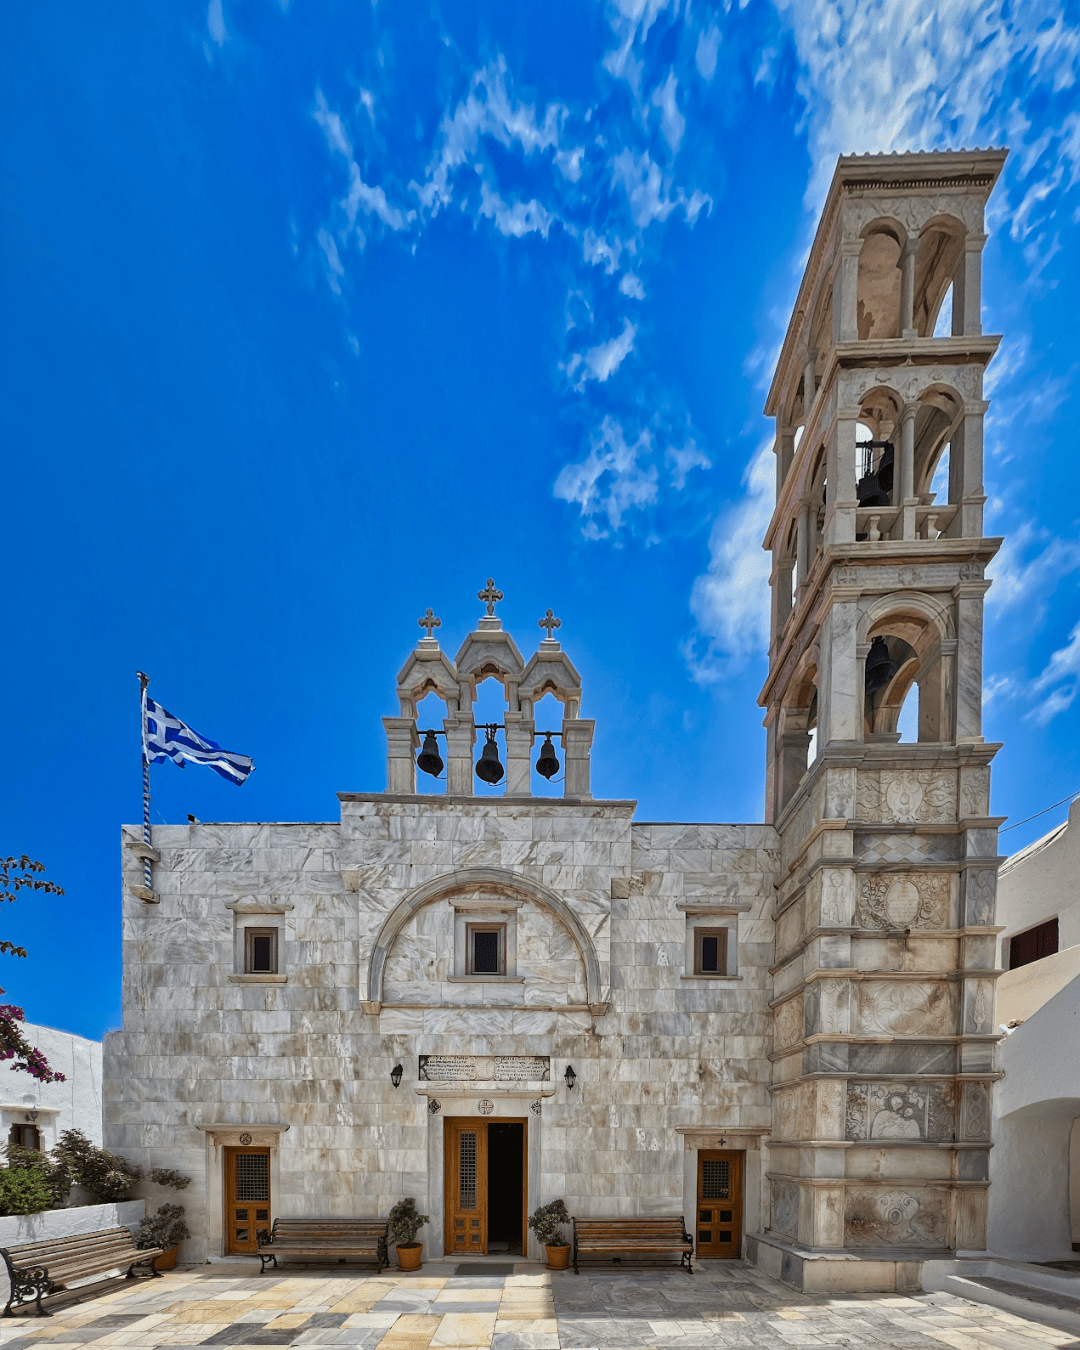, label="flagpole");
[137,671,154,900]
